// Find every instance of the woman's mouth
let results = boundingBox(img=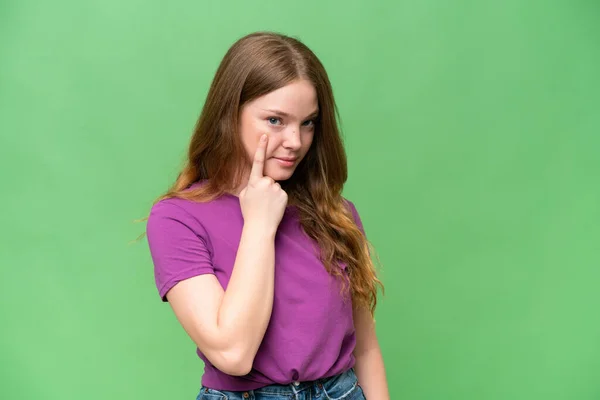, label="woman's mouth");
[273,157,297,167]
